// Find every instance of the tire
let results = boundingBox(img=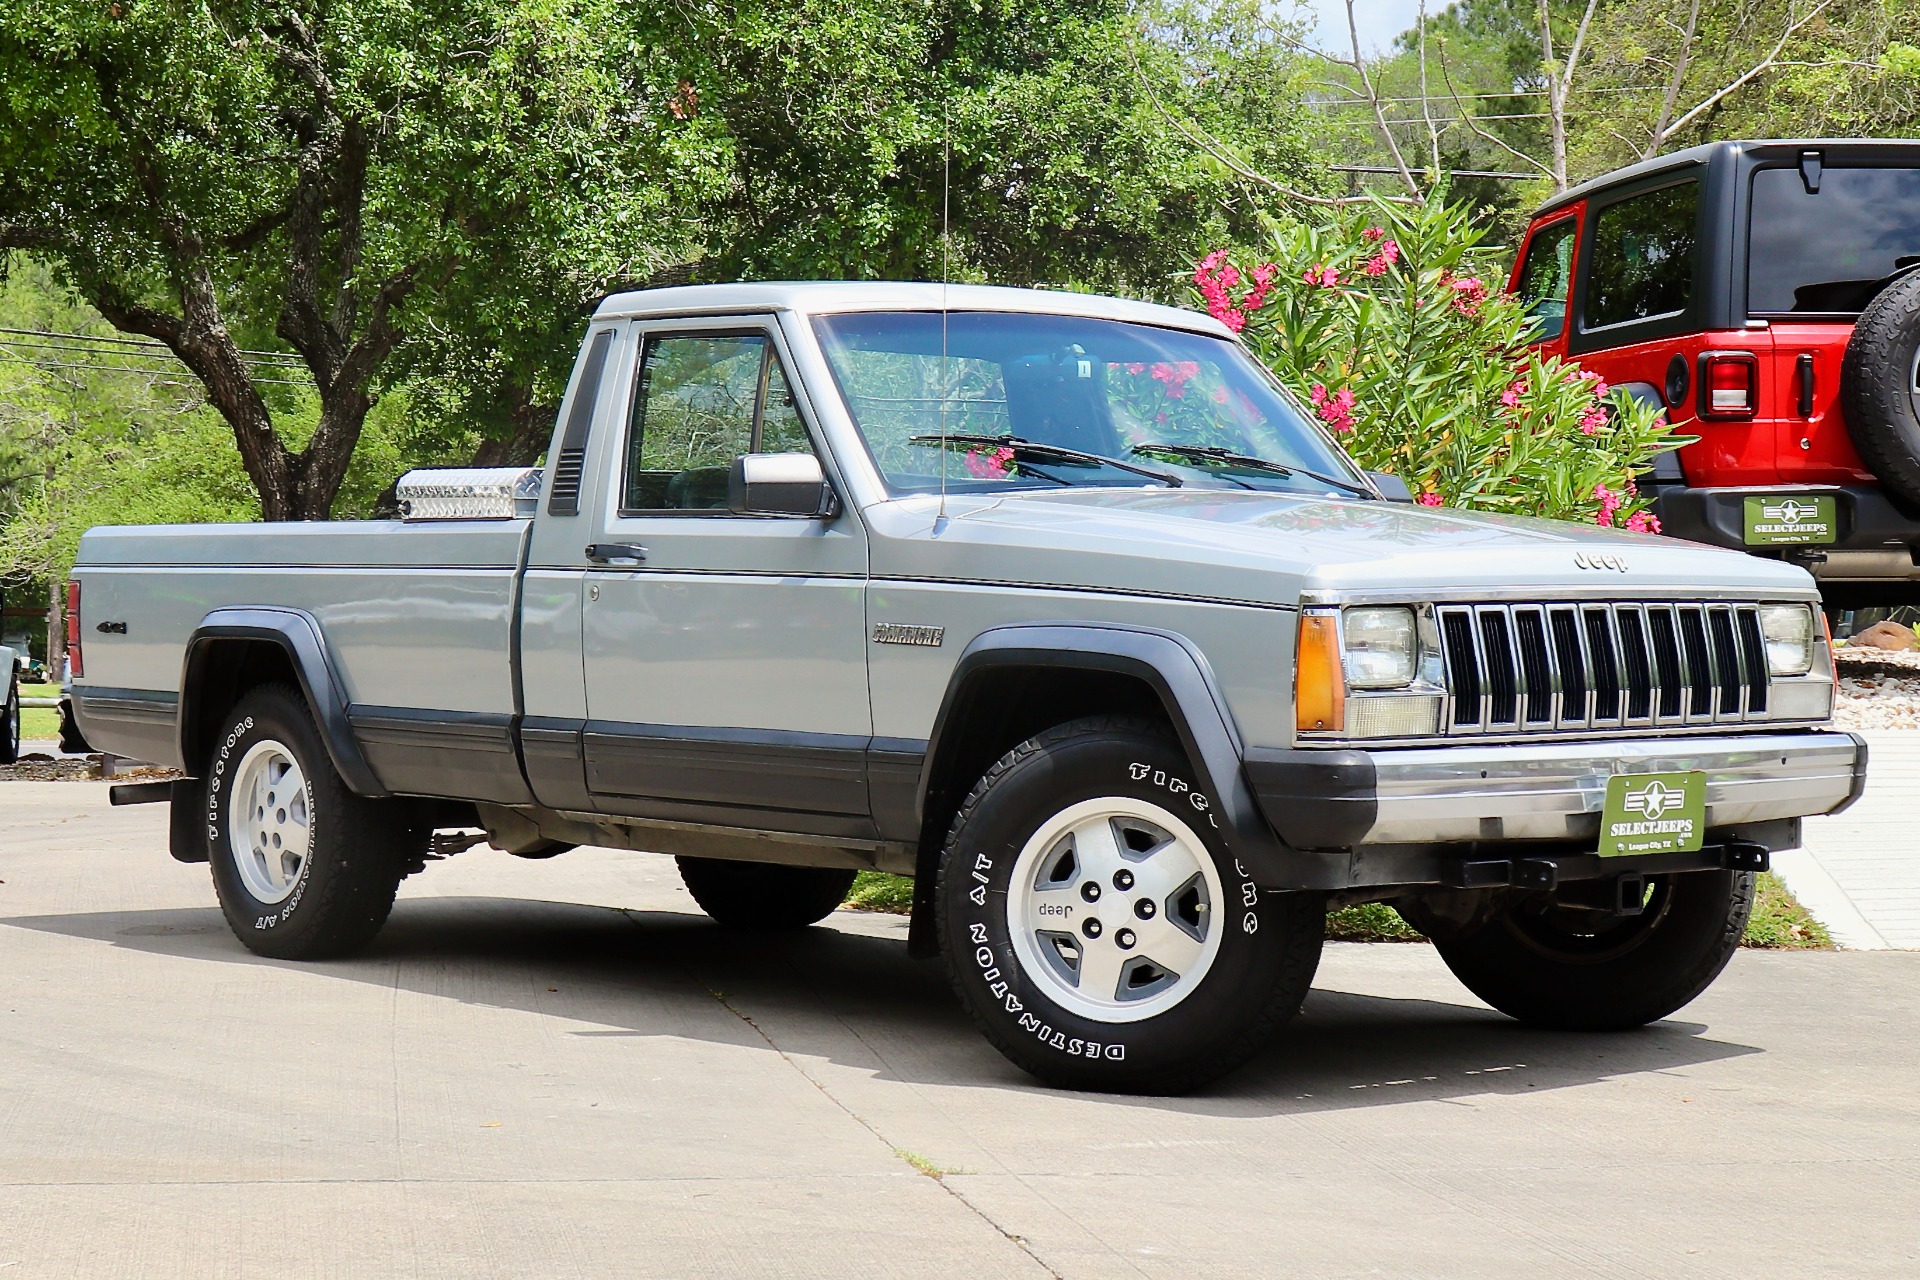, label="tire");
[1,677,19,765]
[206,684,416,960]
[1840,269,1920,506]
[1431,869,1755,1031]
[58,698,91,755]
[937,717,1324,1094]
[675,857,857,930]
